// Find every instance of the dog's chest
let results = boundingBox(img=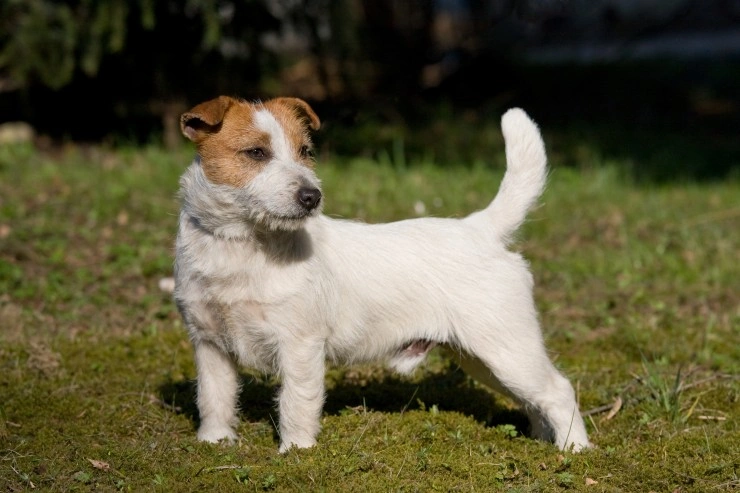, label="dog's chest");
[175,218,318,365]
[182,295,278,370]
[177,265,279,371]
[176,217,310,305]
